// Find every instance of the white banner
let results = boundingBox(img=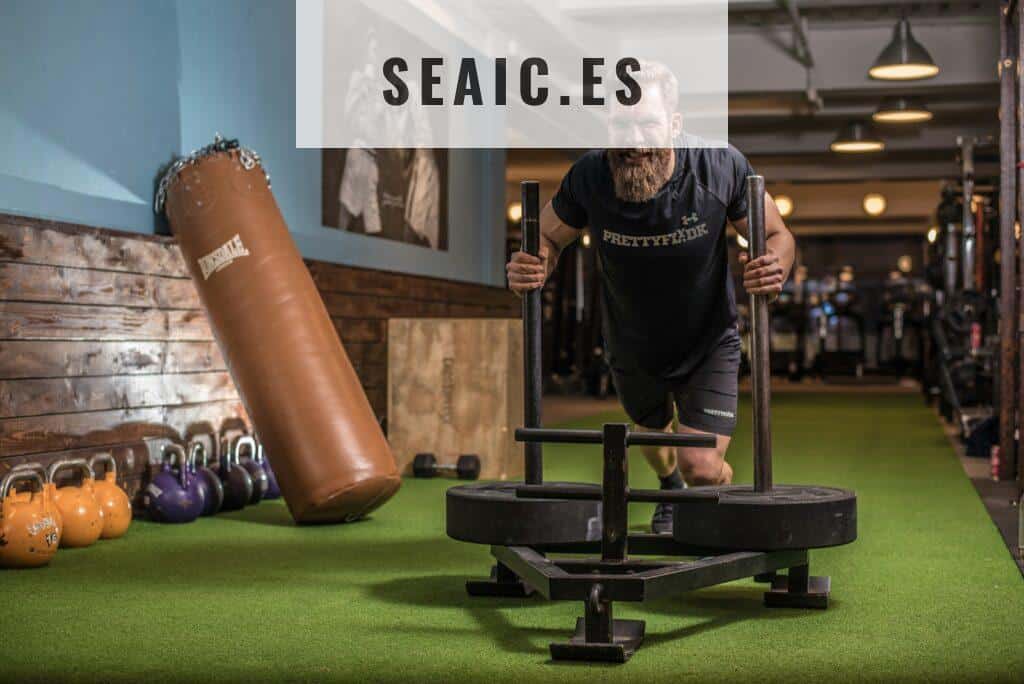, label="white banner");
[296,0,729,149]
